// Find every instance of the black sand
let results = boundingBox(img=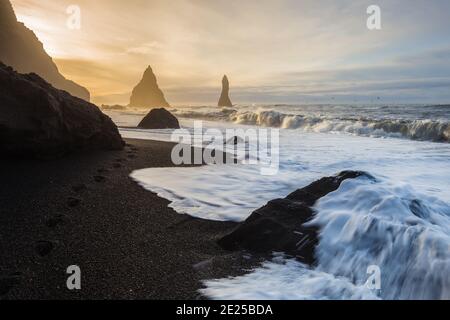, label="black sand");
[0,139,261,299]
